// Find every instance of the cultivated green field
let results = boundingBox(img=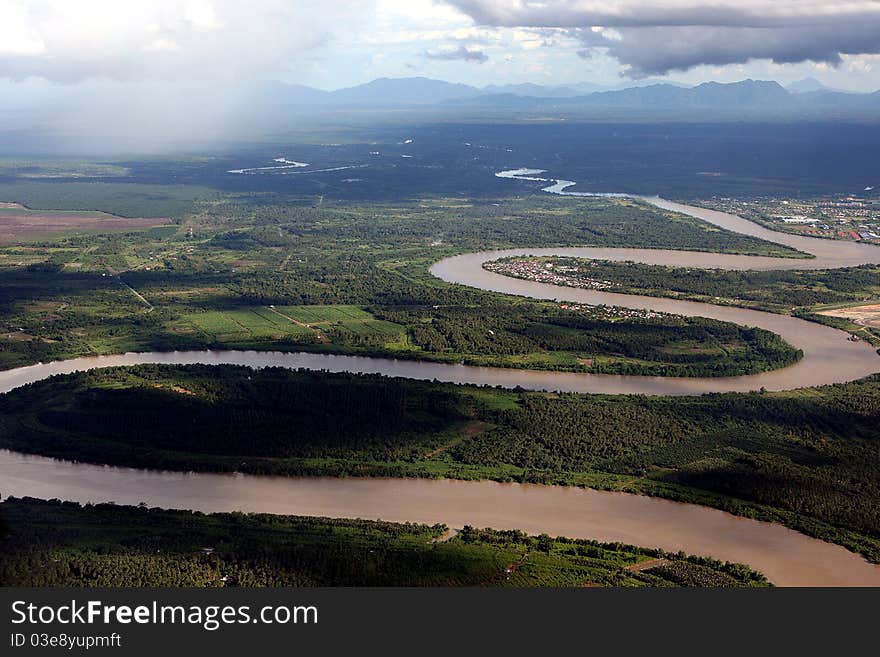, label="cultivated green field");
[0,181,214,218]
[181,307,315,340]
[276,304,375,323]
[0,160,131,179]
[275,304,405,336]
